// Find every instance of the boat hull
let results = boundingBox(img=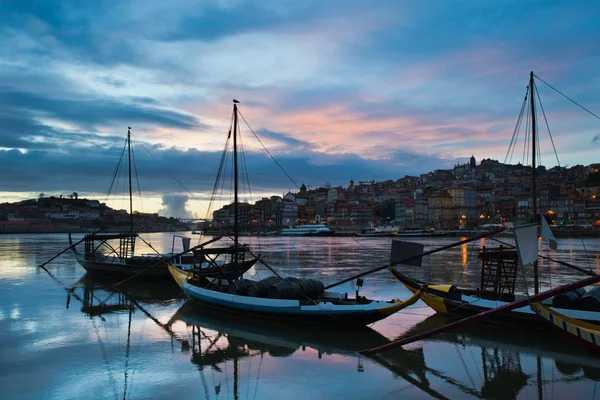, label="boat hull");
[73,248,257,280]
[169,263,411,327]
[73,250,171,277]
[531,303,600,357]
[390,267,600,326]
